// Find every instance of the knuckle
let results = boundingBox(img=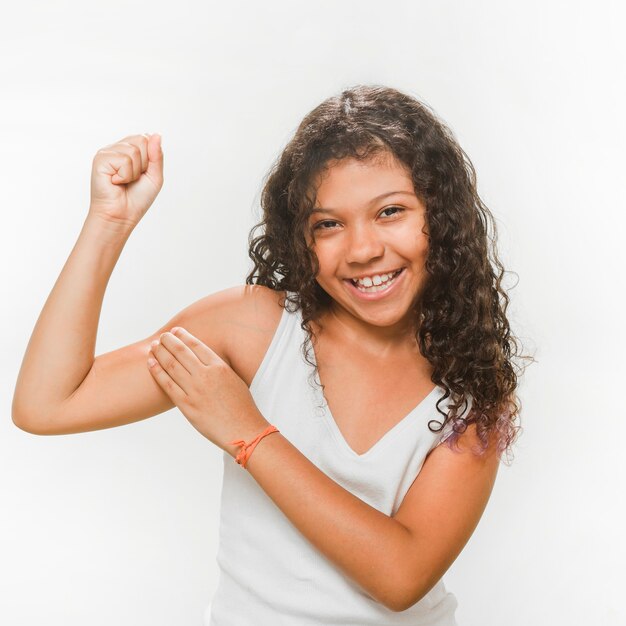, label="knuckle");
[119,142,141,157]
[120,135,140,145]
[213,361,229,375]
[204,362,219,375]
